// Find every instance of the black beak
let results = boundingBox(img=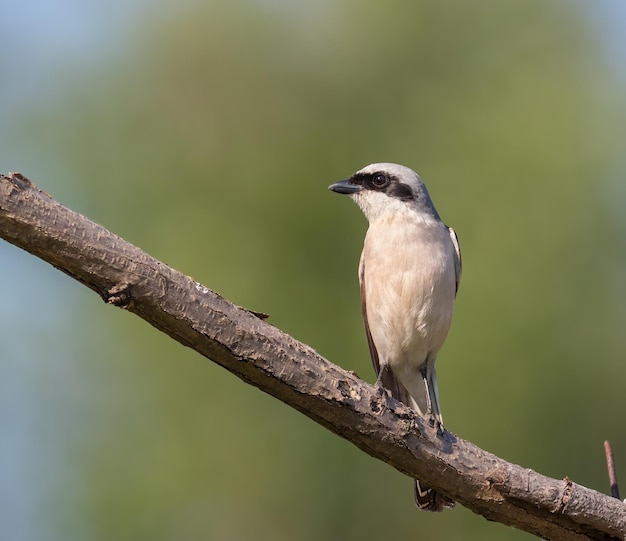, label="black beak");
[328,179,362,194]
